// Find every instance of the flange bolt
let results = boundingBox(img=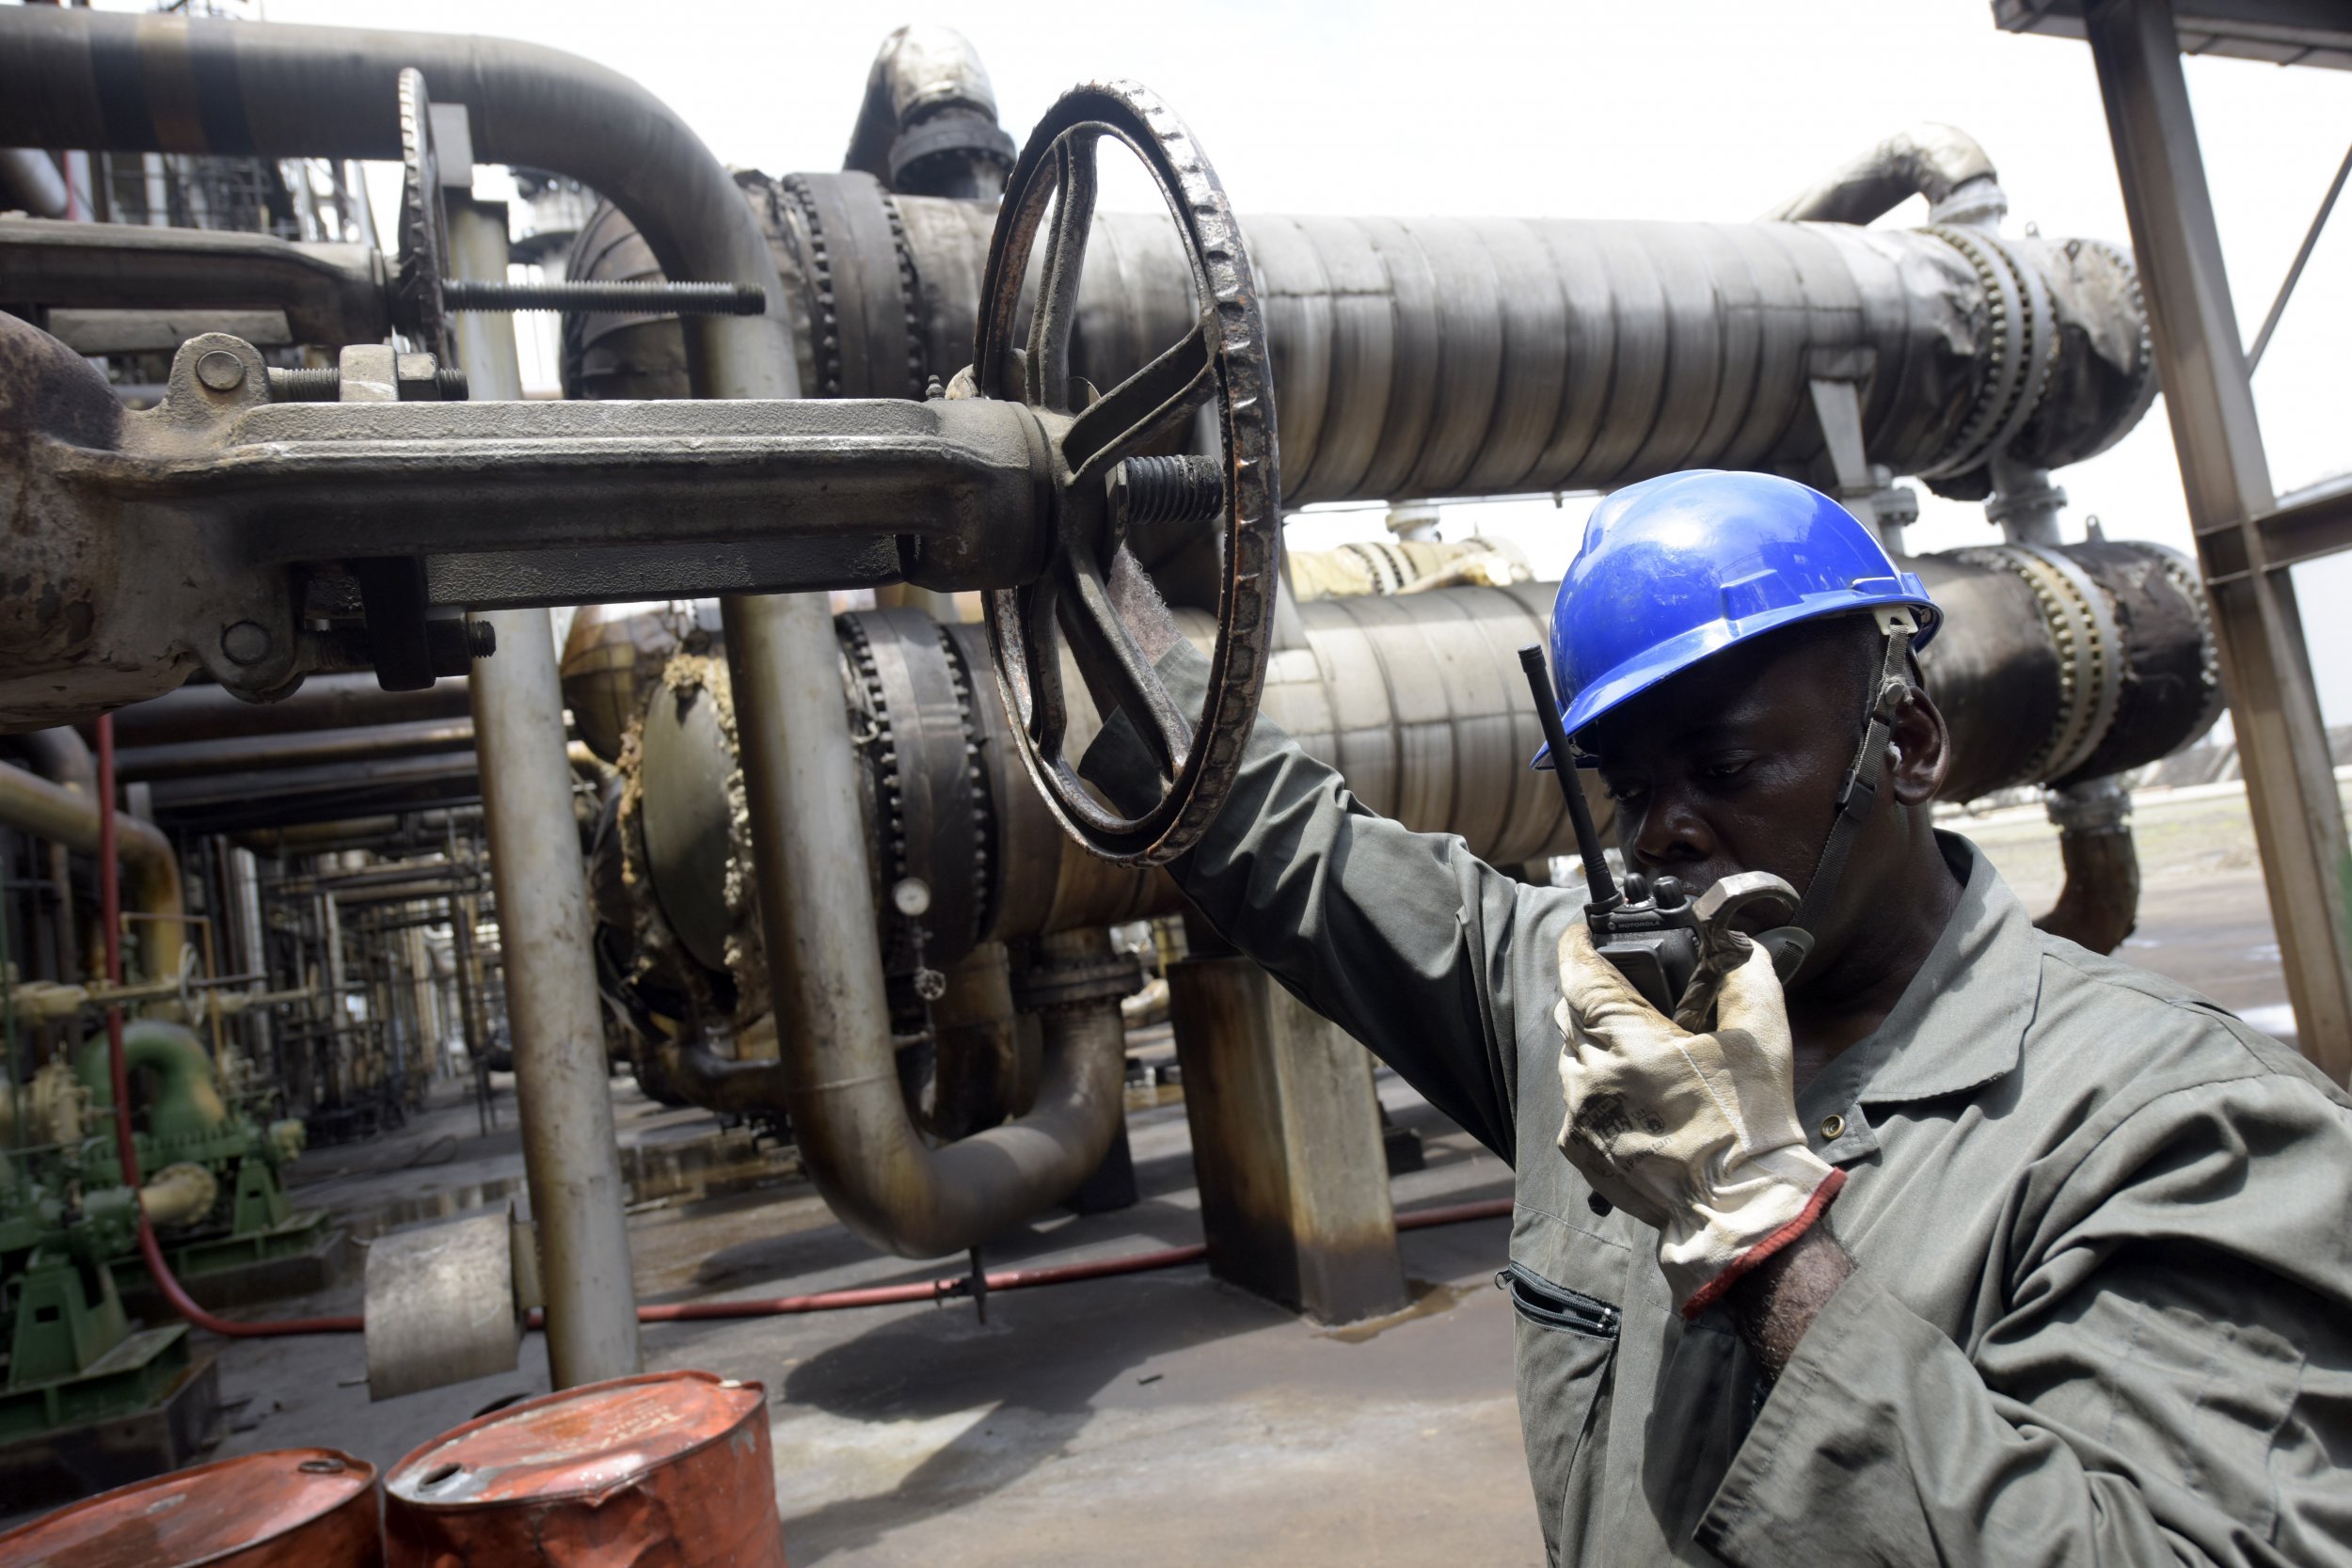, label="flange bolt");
[195,349,247,392]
